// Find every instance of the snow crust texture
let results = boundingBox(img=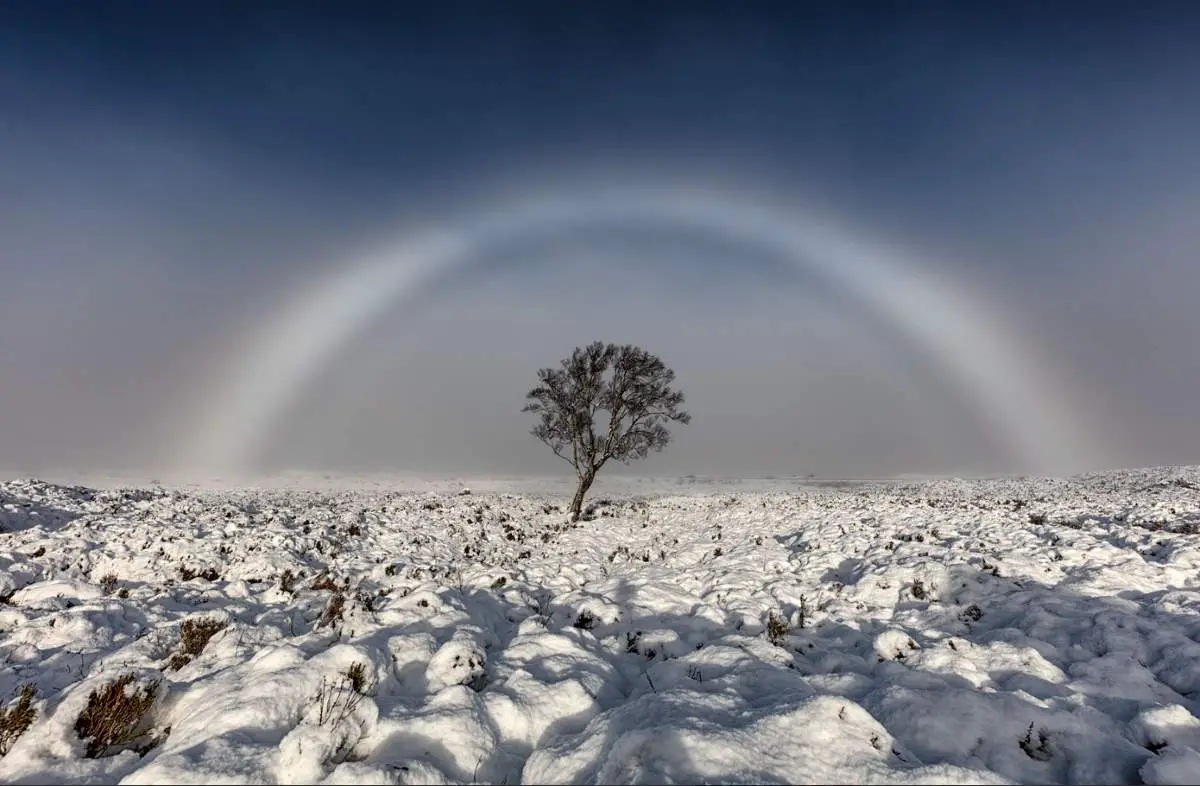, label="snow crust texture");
[1,466,1199,784]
